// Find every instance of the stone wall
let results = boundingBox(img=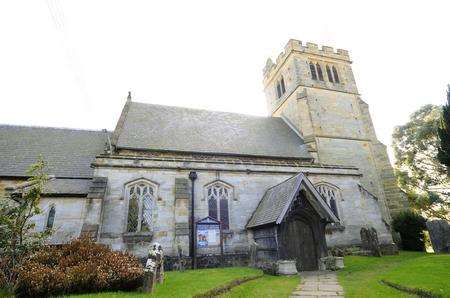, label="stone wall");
[93,154,392,258]
[32,197,86,244]
[1,178,87,244]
